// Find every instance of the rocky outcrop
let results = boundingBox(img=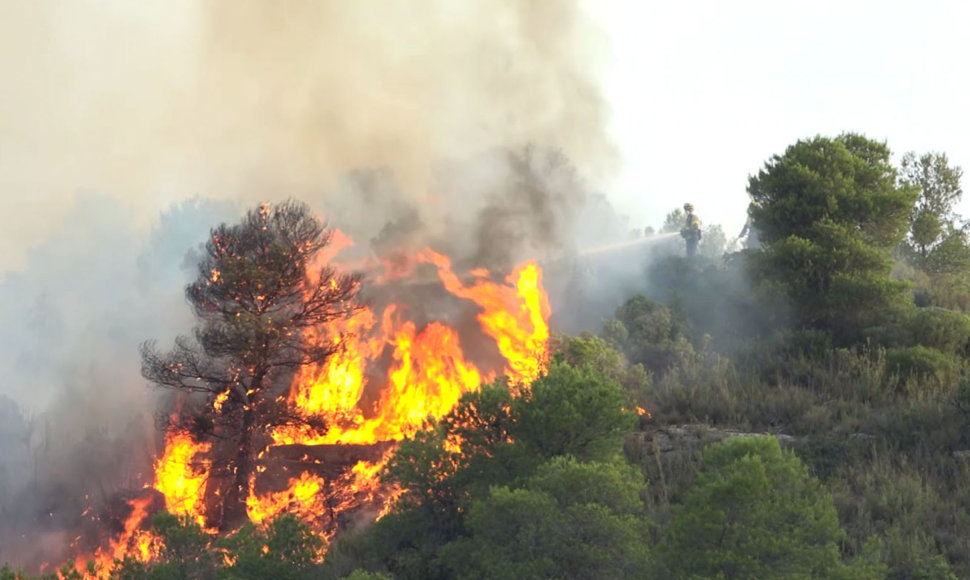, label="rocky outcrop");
[626,424,797,459]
